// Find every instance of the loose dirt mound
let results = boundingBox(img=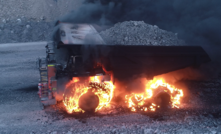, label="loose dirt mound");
[100,21,185,46]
